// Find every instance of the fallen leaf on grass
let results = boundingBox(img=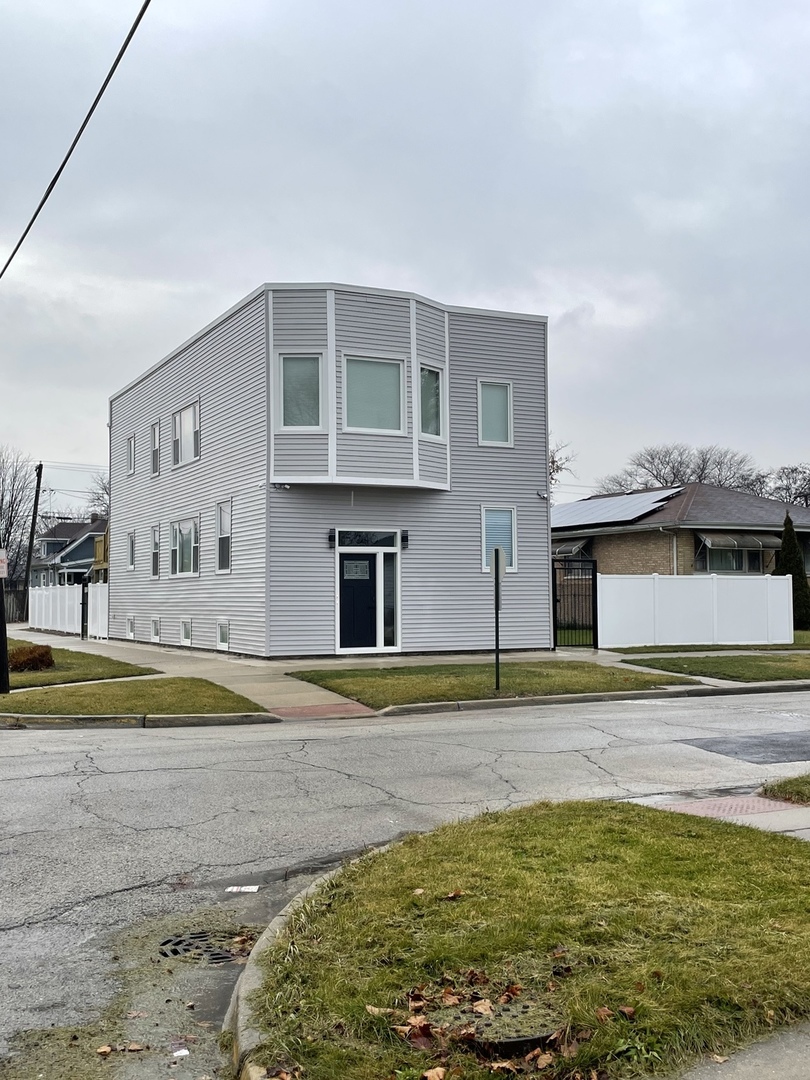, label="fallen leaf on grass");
[413,888,425,896]
[126,1043,146,1052]
[489,1062,519,1073]
[365,1004,396,1017]
[595,1007,614,1022]
[465,969,490,986]
[472,999,494,1015]
[497,984,523,1004]
[634,982,646,993]
[525,1048,554,1068]
[96,1045,113,1056]
[441,890,466,901]
[617,1005,635,1020]
[441,988,462,1006]
[422,1069,447,1080]
[710,1055,729,1064]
